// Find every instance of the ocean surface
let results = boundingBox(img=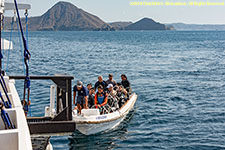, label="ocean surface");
[2,31,225,149]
